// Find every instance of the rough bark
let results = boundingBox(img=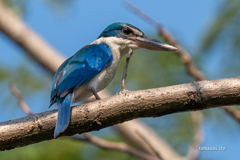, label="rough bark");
[1,77,240,151]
